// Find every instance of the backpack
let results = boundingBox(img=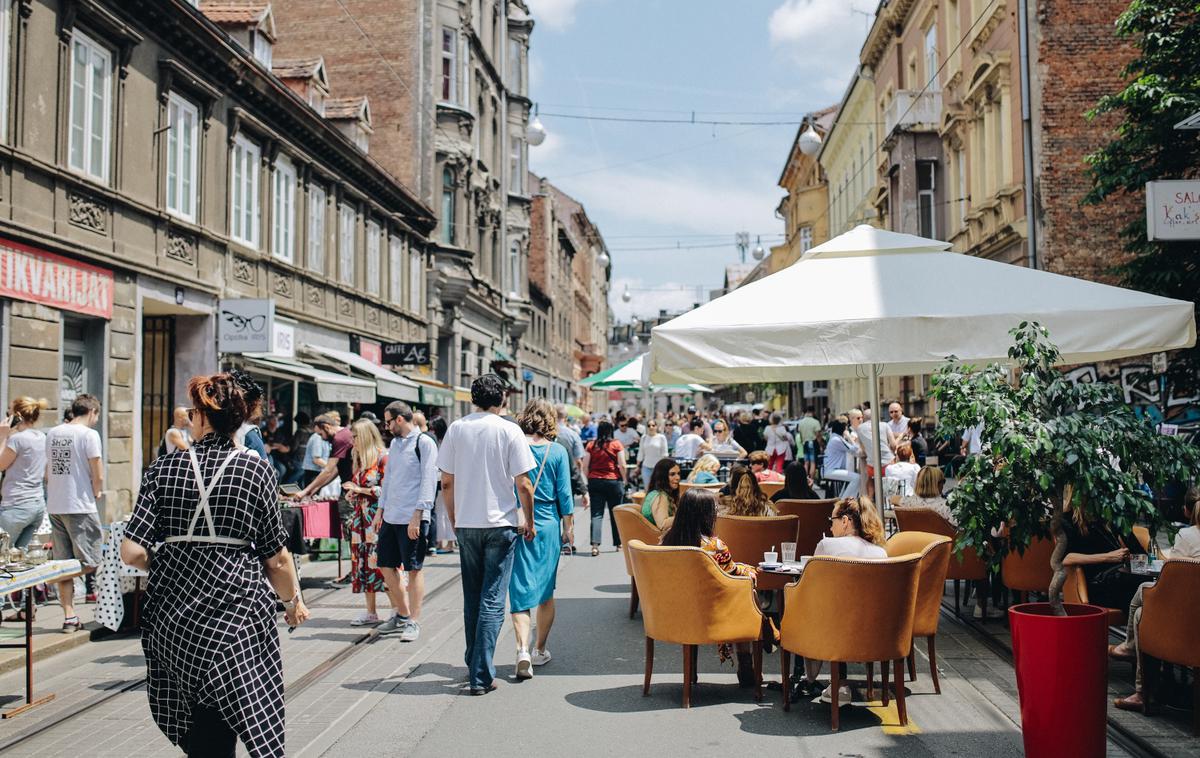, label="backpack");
[412,431,438,462]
